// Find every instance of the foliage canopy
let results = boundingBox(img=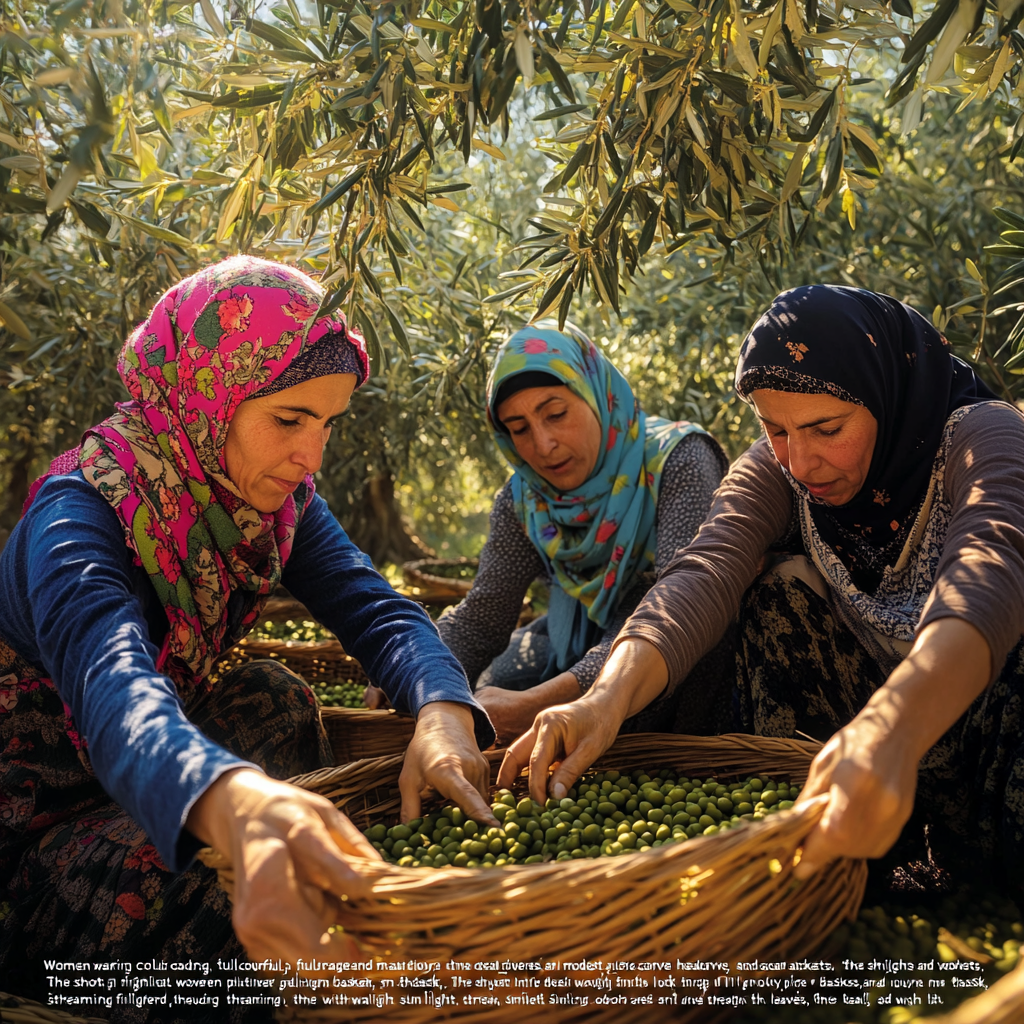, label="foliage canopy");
[2,0,1024,555]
